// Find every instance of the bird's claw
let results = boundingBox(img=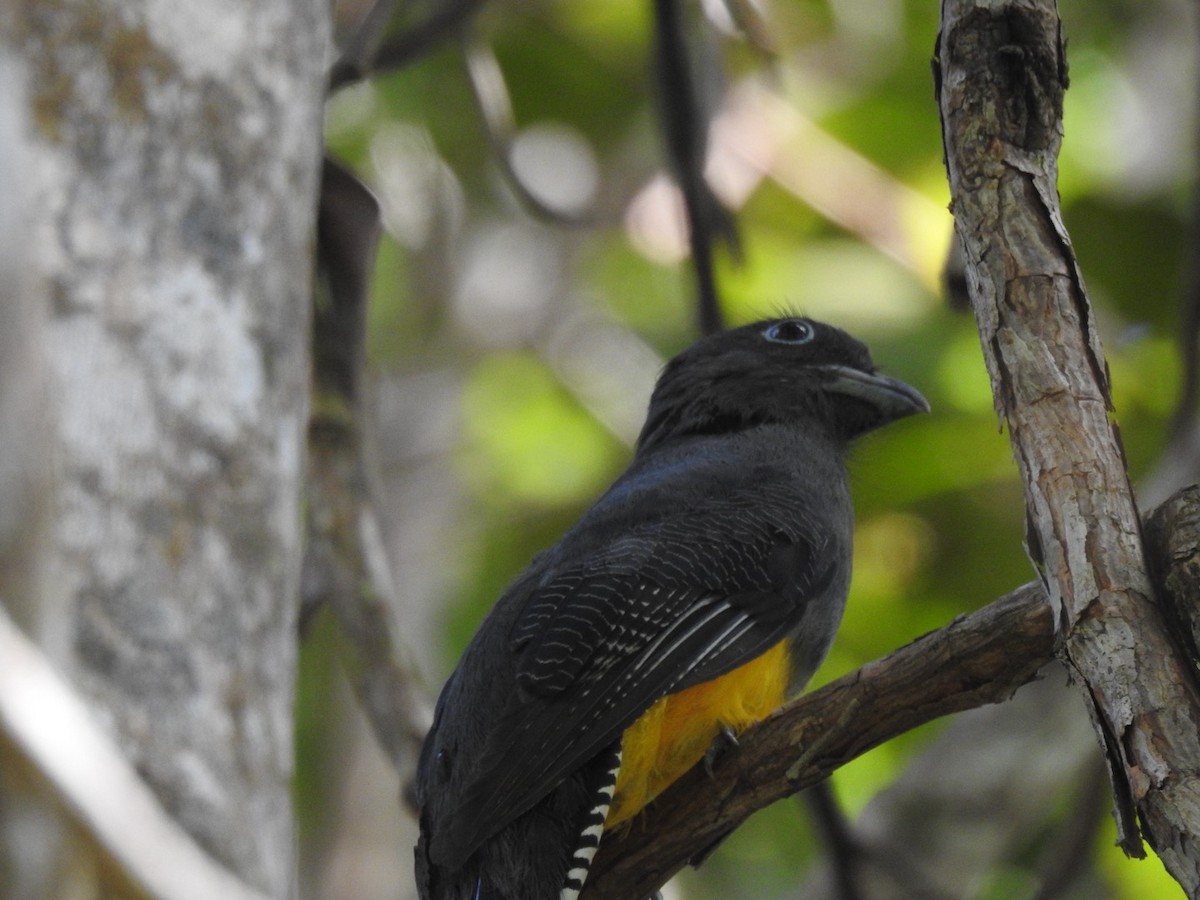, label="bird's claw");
[703,724,740,777]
